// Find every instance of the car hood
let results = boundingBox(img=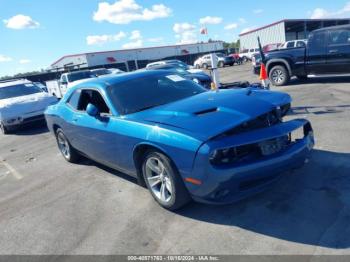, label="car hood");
[129,88,291,141]
[187,68,204,74]
[0,92,57,118]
